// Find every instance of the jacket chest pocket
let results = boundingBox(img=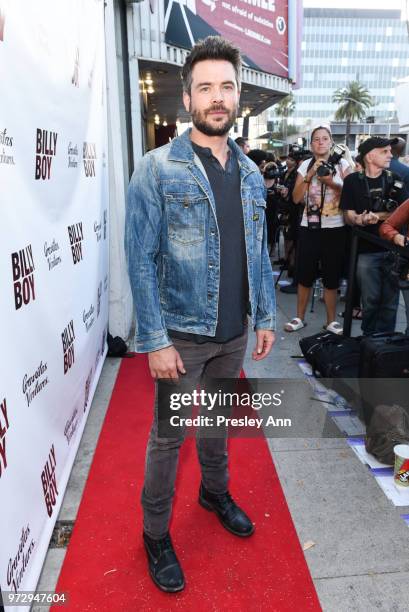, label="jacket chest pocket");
[166,193,207,246]
[252,199,266,241]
